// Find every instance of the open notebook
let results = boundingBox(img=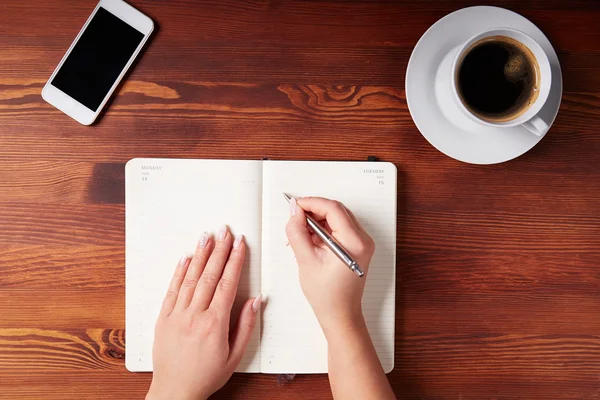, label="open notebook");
[125,158,397,373]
